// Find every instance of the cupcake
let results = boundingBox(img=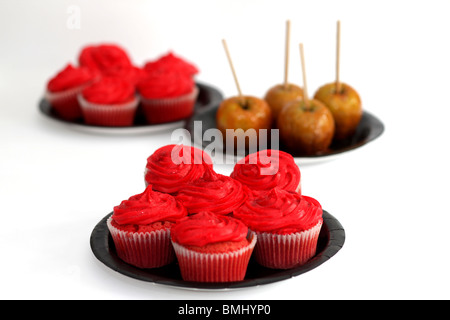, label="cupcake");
[171,211,257,282]
[107,184,187,269]
[138,52,199,124]
[101,65,147,86]
[143,51,199,77]
[78,44,132,72]
[233,188,323,269]
[175,167,248,216]
[230,149,301,194]
[44,63,98,120]
[78,76,138,126]
[144,144,213,194]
